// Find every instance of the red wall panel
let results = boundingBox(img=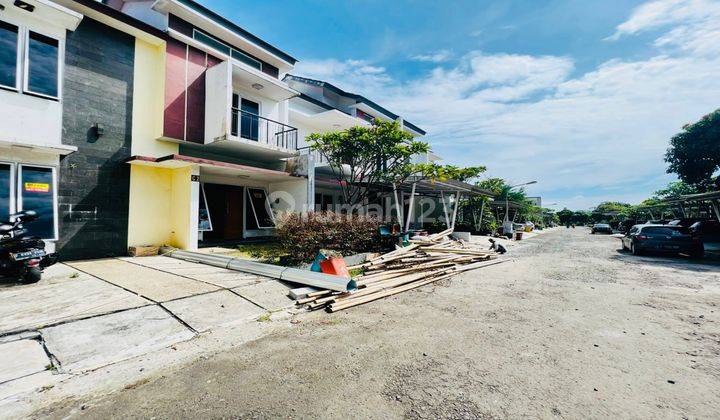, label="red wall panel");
[164,38,187,140]
[185,46,207,144]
